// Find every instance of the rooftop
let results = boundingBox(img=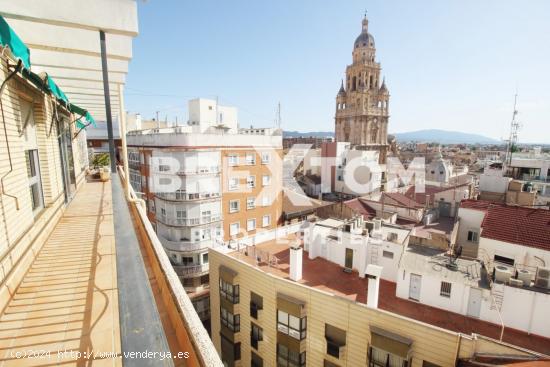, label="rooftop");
[224,237,550,355]
[481,205,550,251]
